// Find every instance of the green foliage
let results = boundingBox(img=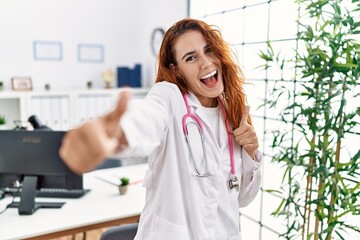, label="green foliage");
[120,177,130,186]
[0,115,6,125]
[261,0,360,239]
